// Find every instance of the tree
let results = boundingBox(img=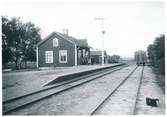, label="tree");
[20,22,41,67]
[147,44,156,65]
[2,16,13,67]
[147,34,165,74]
[154,35,165,60]
[2,16,42,69]
[2,16,21,68]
